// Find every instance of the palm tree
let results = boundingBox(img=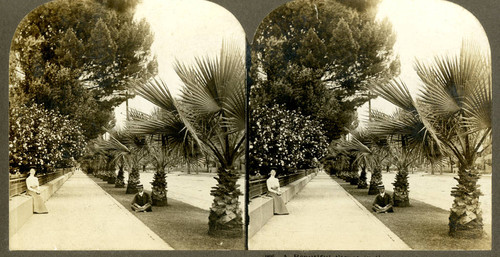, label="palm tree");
[146,139,180,206]
[115,158,126,188]
[333,139,360,184]
[126,100,203,173]
[368,80,441,207]
[337,138,368,189]
[94,148,109,180]
[98,130,148,194]
[415,42,491,238]
[80,140,100,176]
[347,130,390,195]
[127,107,201,204]
[132,43,245,237]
